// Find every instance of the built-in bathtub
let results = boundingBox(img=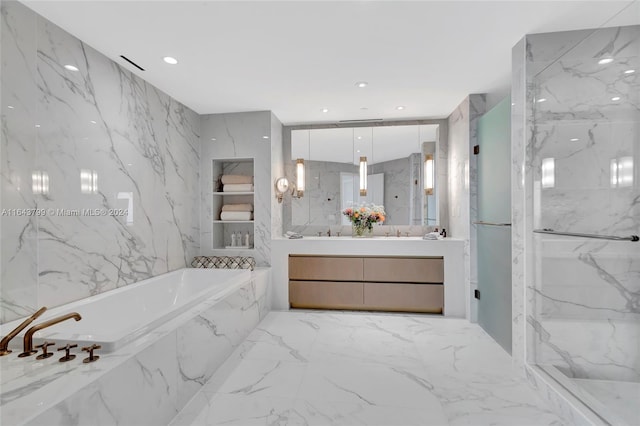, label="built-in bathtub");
[1,268,252,353]
[0,267,271,426]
